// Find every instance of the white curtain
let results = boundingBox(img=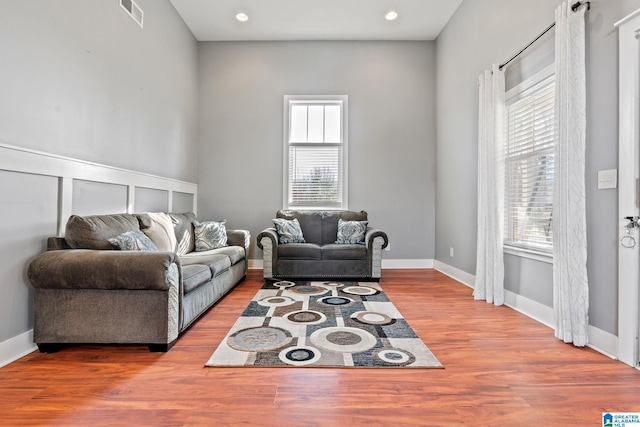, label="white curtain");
[553,1,589,346]
[475,64,505,306]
